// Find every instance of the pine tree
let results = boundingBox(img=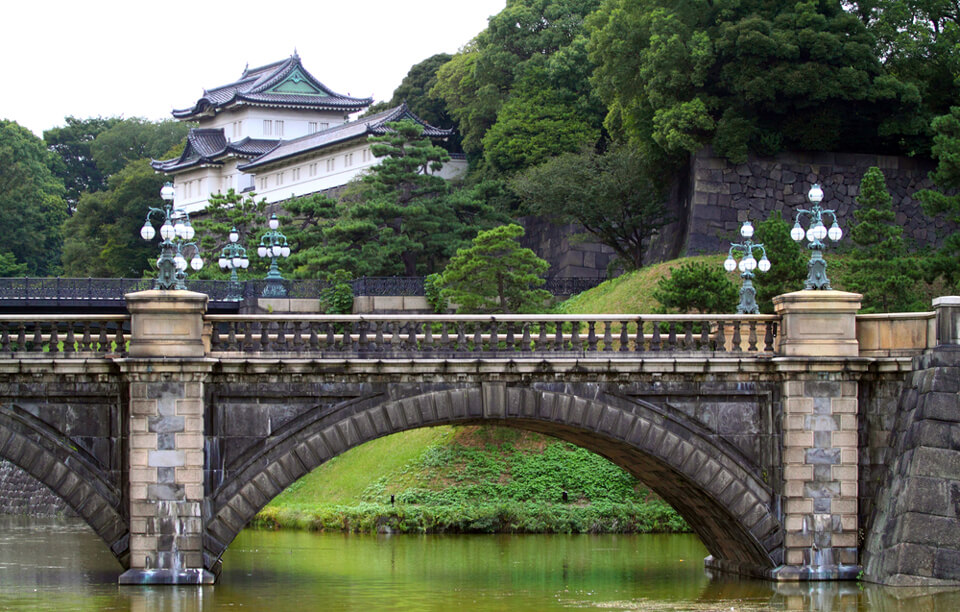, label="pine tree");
[440,224,551,314]
[751,212,807,313]
[653,261,737,314]
[844,167,925,312]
